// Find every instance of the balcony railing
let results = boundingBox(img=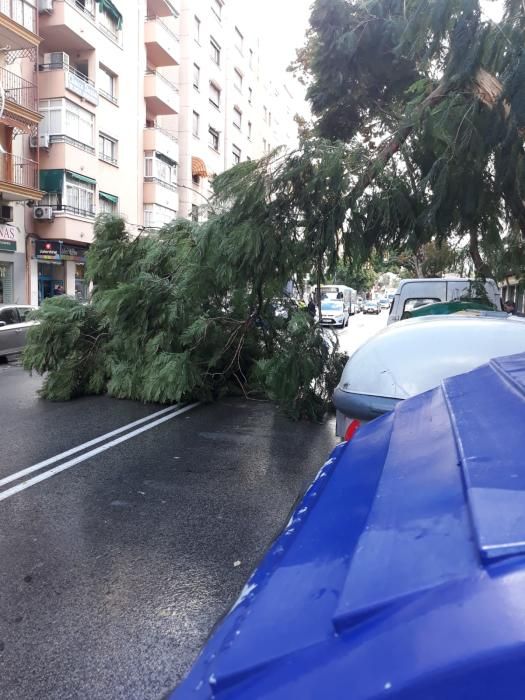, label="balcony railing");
[145,15,180,43]
[40,62,99,106]
[144,69,179,94]
[144,126,178,143]
[0,65,37,112]
[0,0,36,33]
[0,152,38,190]
[65,0,95,18]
